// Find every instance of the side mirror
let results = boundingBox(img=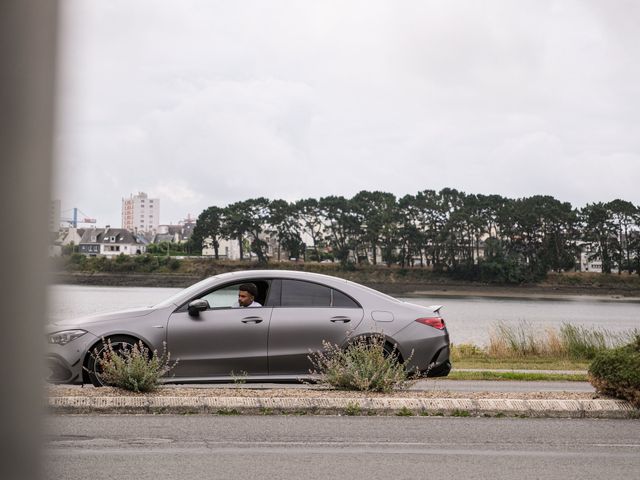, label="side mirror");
[187,298,210,316]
